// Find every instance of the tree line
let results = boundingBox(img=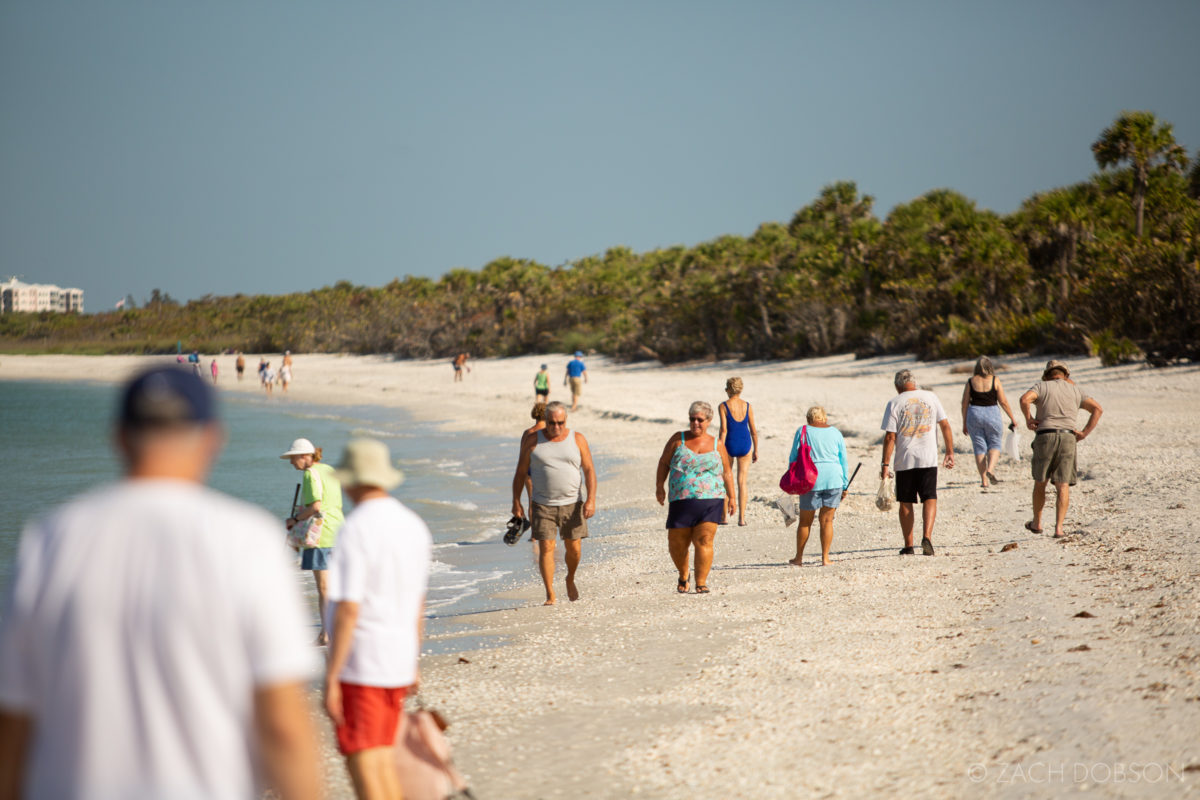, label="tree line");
[3,111,1198,366]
